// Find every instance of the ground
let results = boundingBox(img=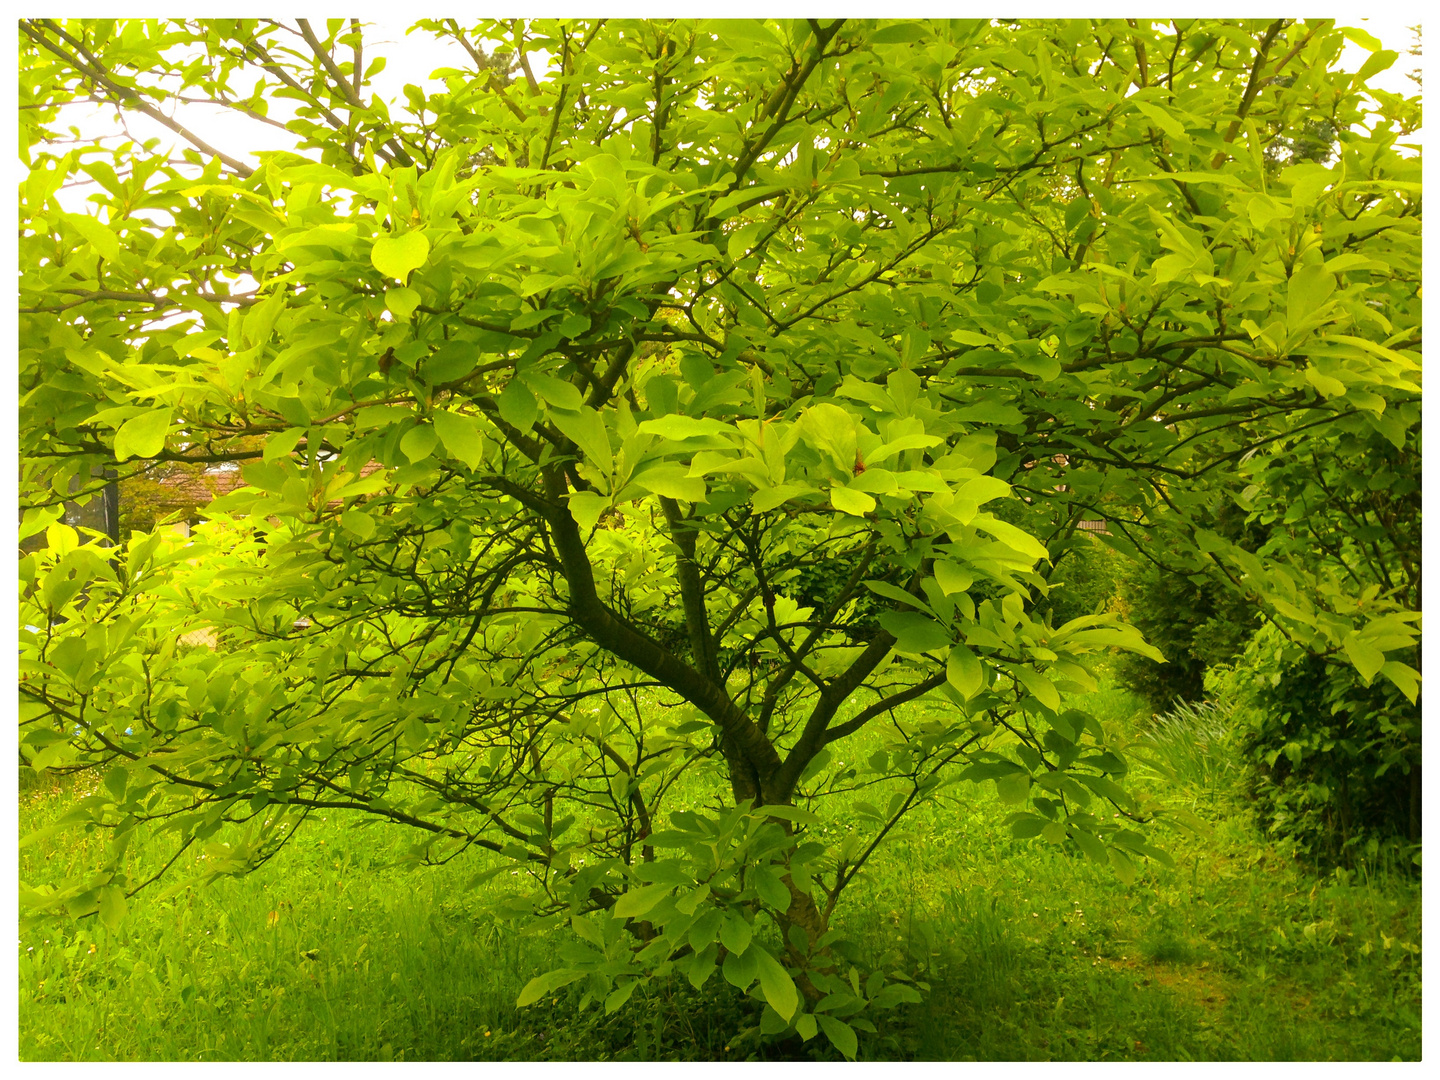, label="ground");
[18,680,1422,1061]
